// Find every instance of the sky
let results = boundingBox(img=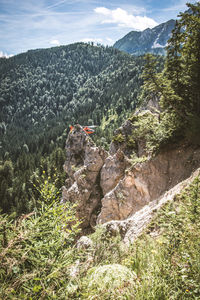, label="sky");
[0,0,193,57]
